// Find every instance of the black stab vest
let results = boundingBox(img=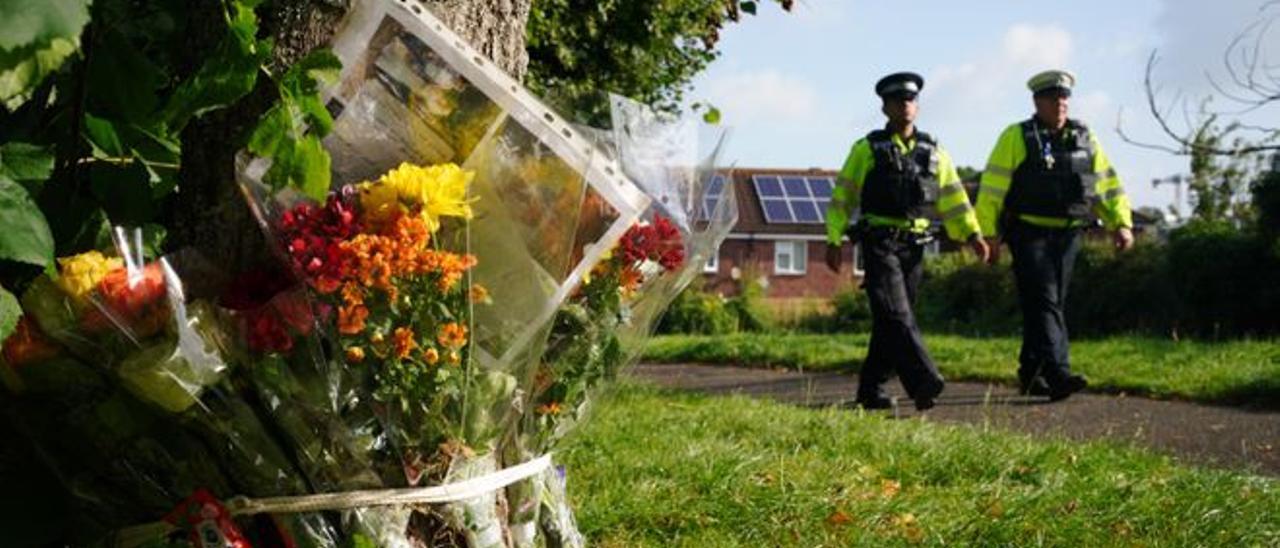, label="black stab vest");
[861,129,939,219]
[1007,118,1098,220]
